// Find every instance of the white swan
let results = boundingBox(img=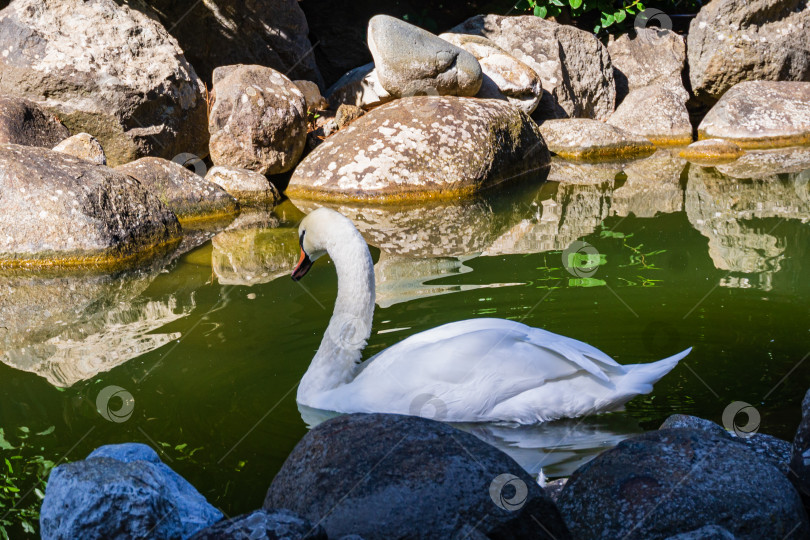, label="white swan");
[291,208,690,424]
